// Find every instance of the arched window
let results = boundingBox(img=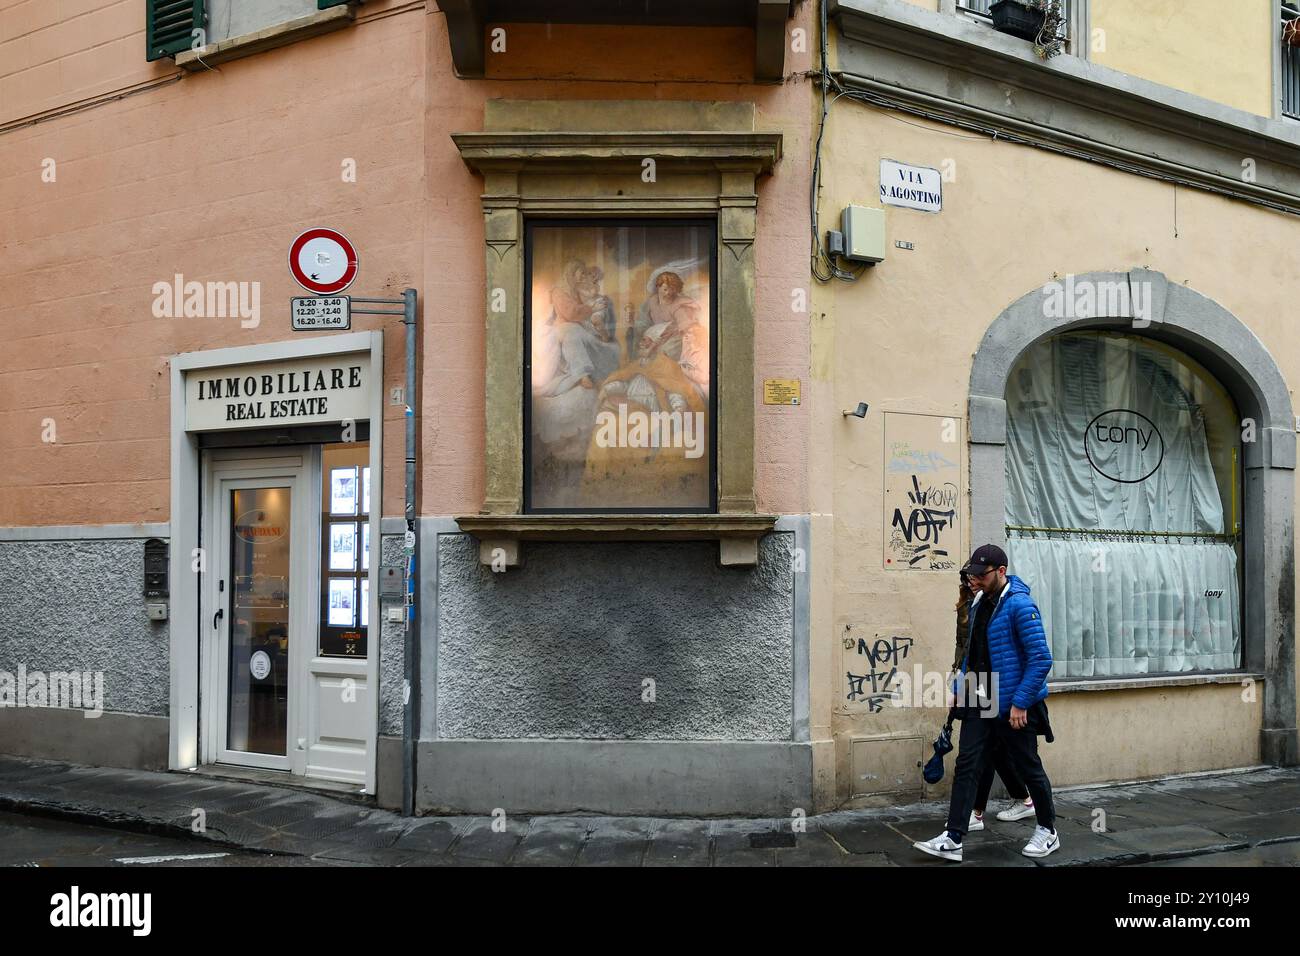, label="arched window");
[1004,331,1242,678]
